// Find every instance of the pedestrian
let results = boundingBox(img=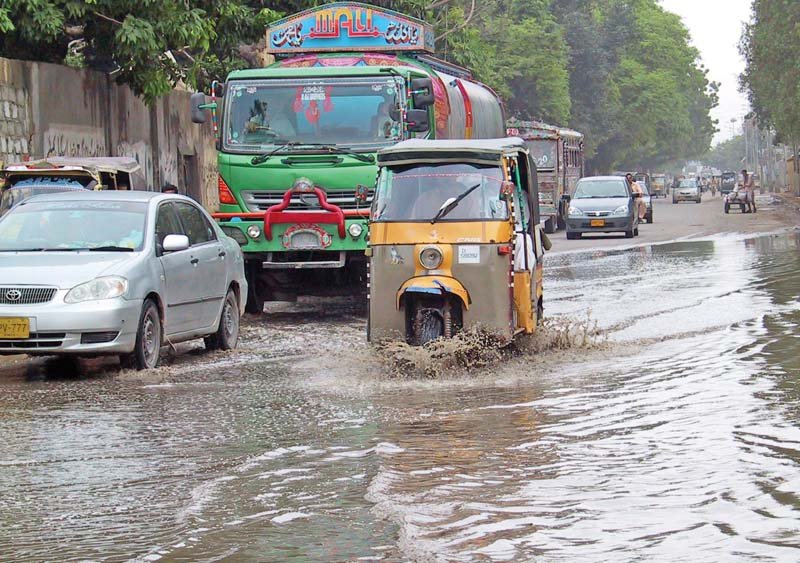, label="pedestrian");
[625,173,646,221]
[742,169,756,213]
[162,183,179,194]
